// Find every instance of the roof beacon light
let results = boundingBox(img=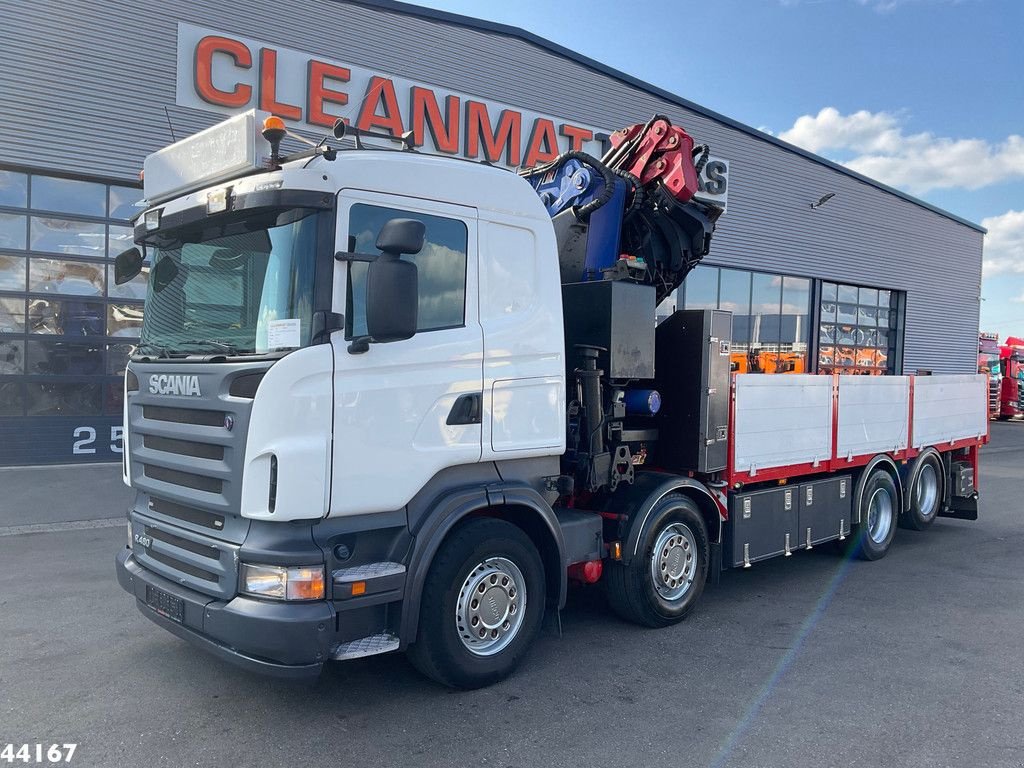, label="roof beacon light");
[262,115,287,166]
